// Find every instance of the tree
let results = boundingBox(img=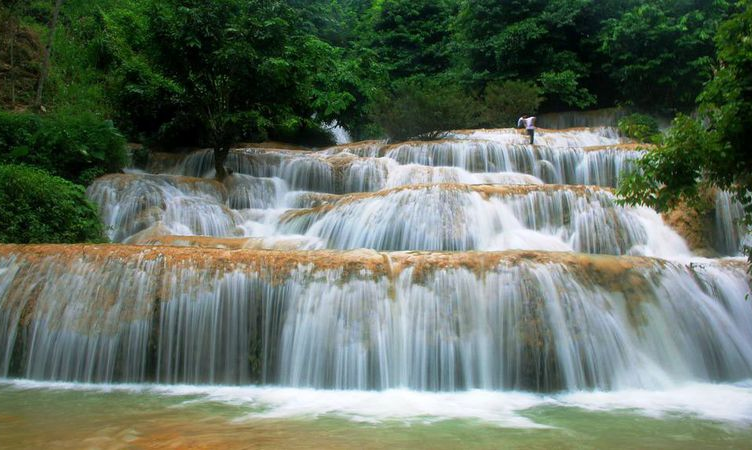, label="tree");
[285,0,362,47]
[617,113,661,144]
[0,0,34,108]
[144,0,292,180]
[0,110,128,185]
[618,0,752,235]
[101,0,370,177]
